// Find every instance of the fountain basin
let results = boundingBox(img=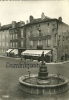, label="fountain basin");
[19,74,69,95]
